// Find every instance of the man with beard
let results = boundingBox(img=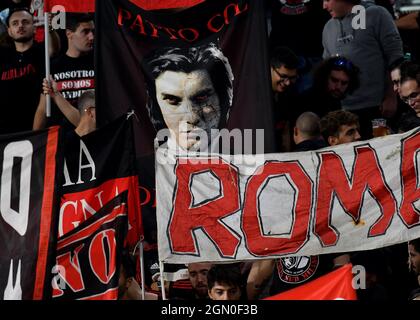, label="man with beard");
[187,263,213,300]
[0,7,45,133]
[299,56,360,118]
